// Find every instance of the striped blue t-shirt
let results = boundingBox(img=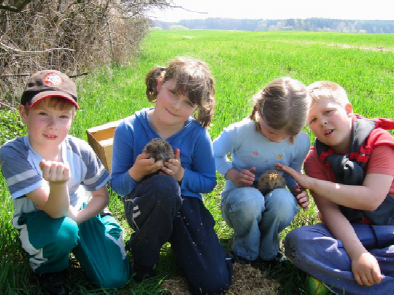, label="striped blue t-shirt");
[0,135,109,219]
